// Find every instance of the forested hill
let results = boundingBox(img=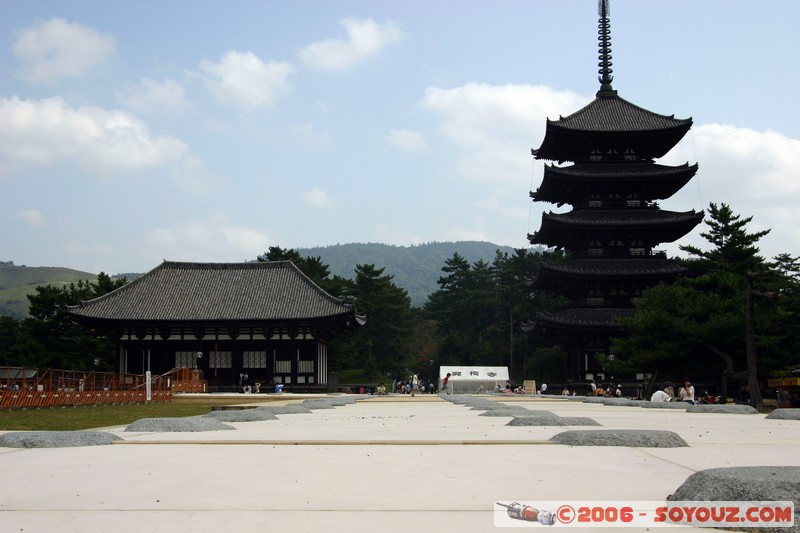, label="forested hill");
[0,262,98,319]
[298,241,528,307]
[0,242,533,317]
